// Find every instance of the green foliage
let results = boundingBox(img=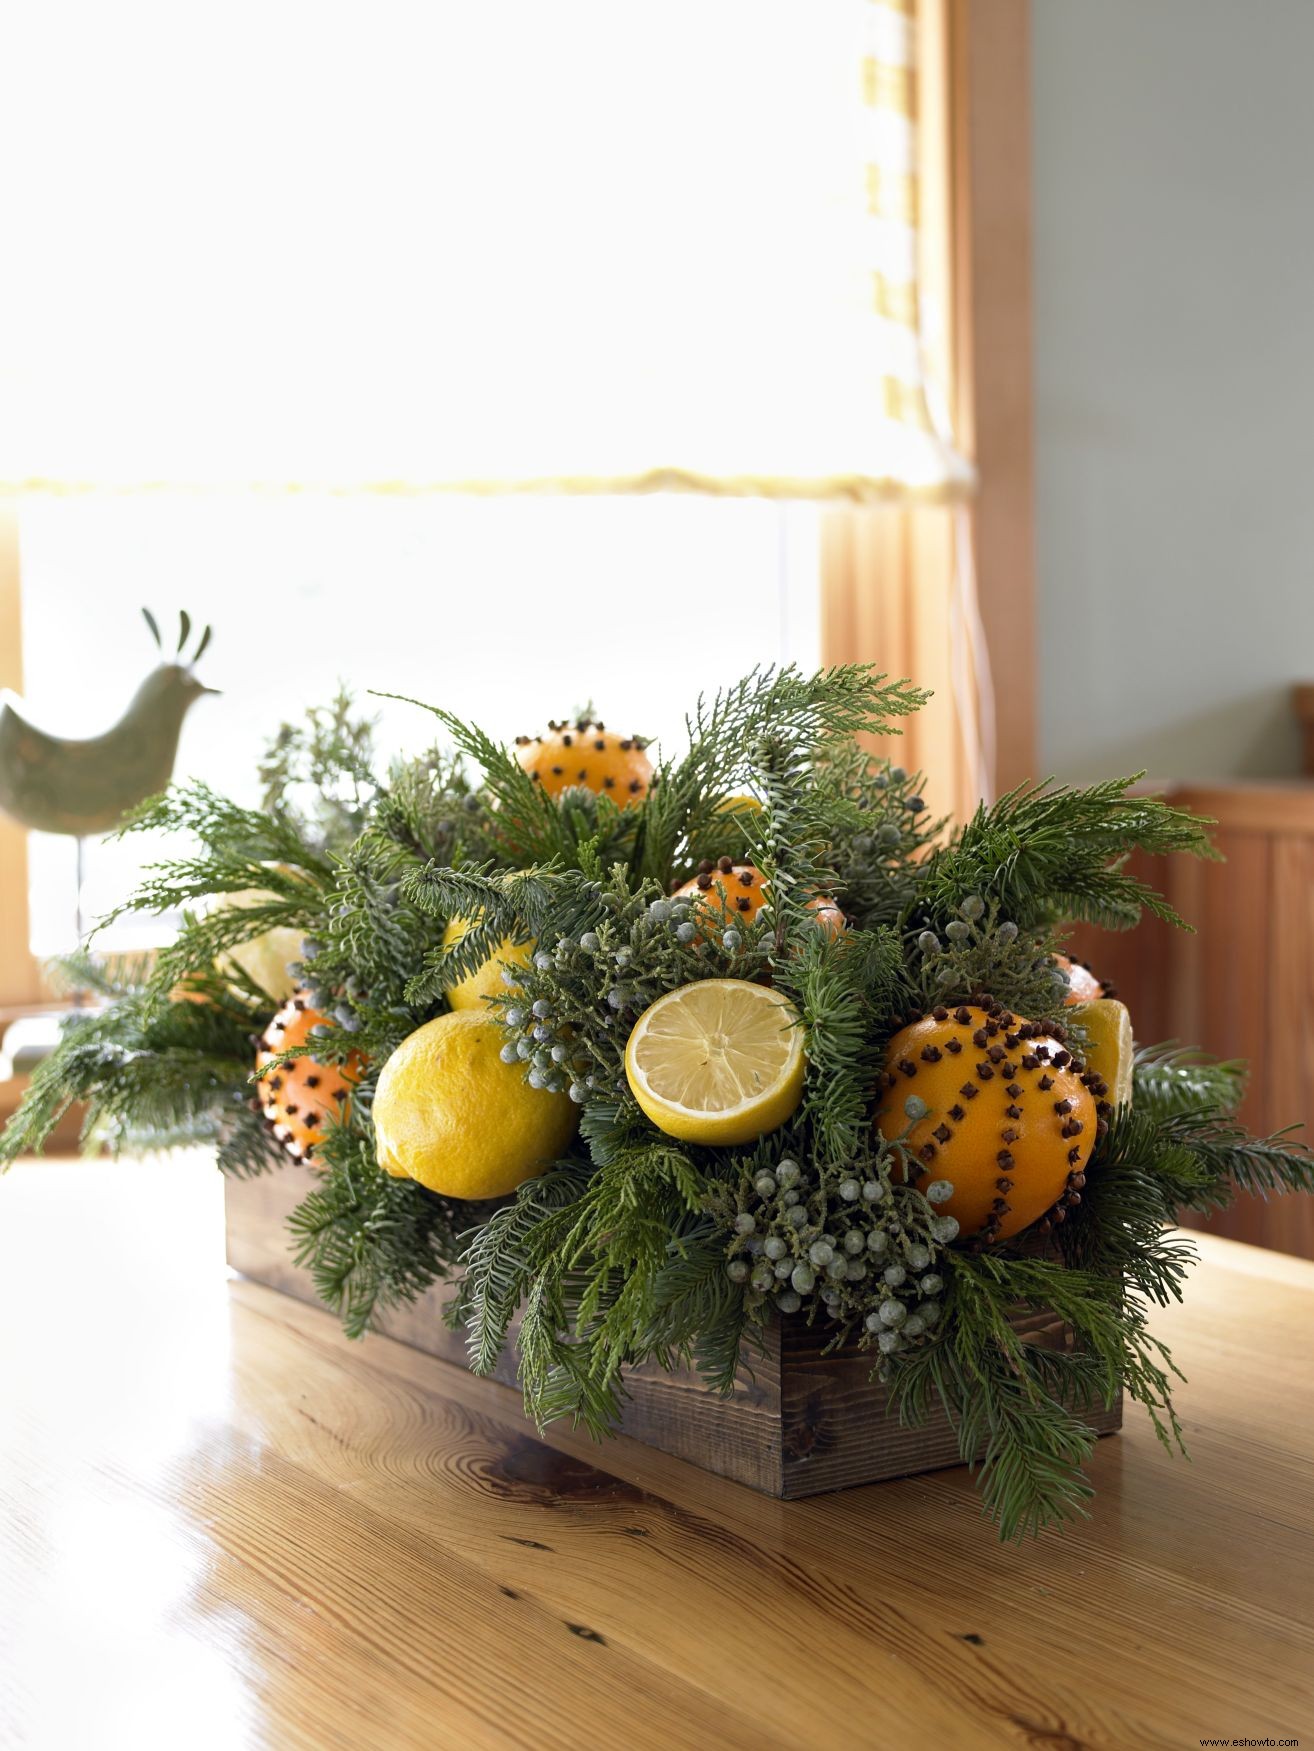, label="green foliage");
[889,1246,1182,1540]
[913,777,1217,934]
[258,686,382,849]
[1132,1041,1249,1120]
[287,1122,482,1338]
[0,968,273,1175]
[7,666,1308,1543]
